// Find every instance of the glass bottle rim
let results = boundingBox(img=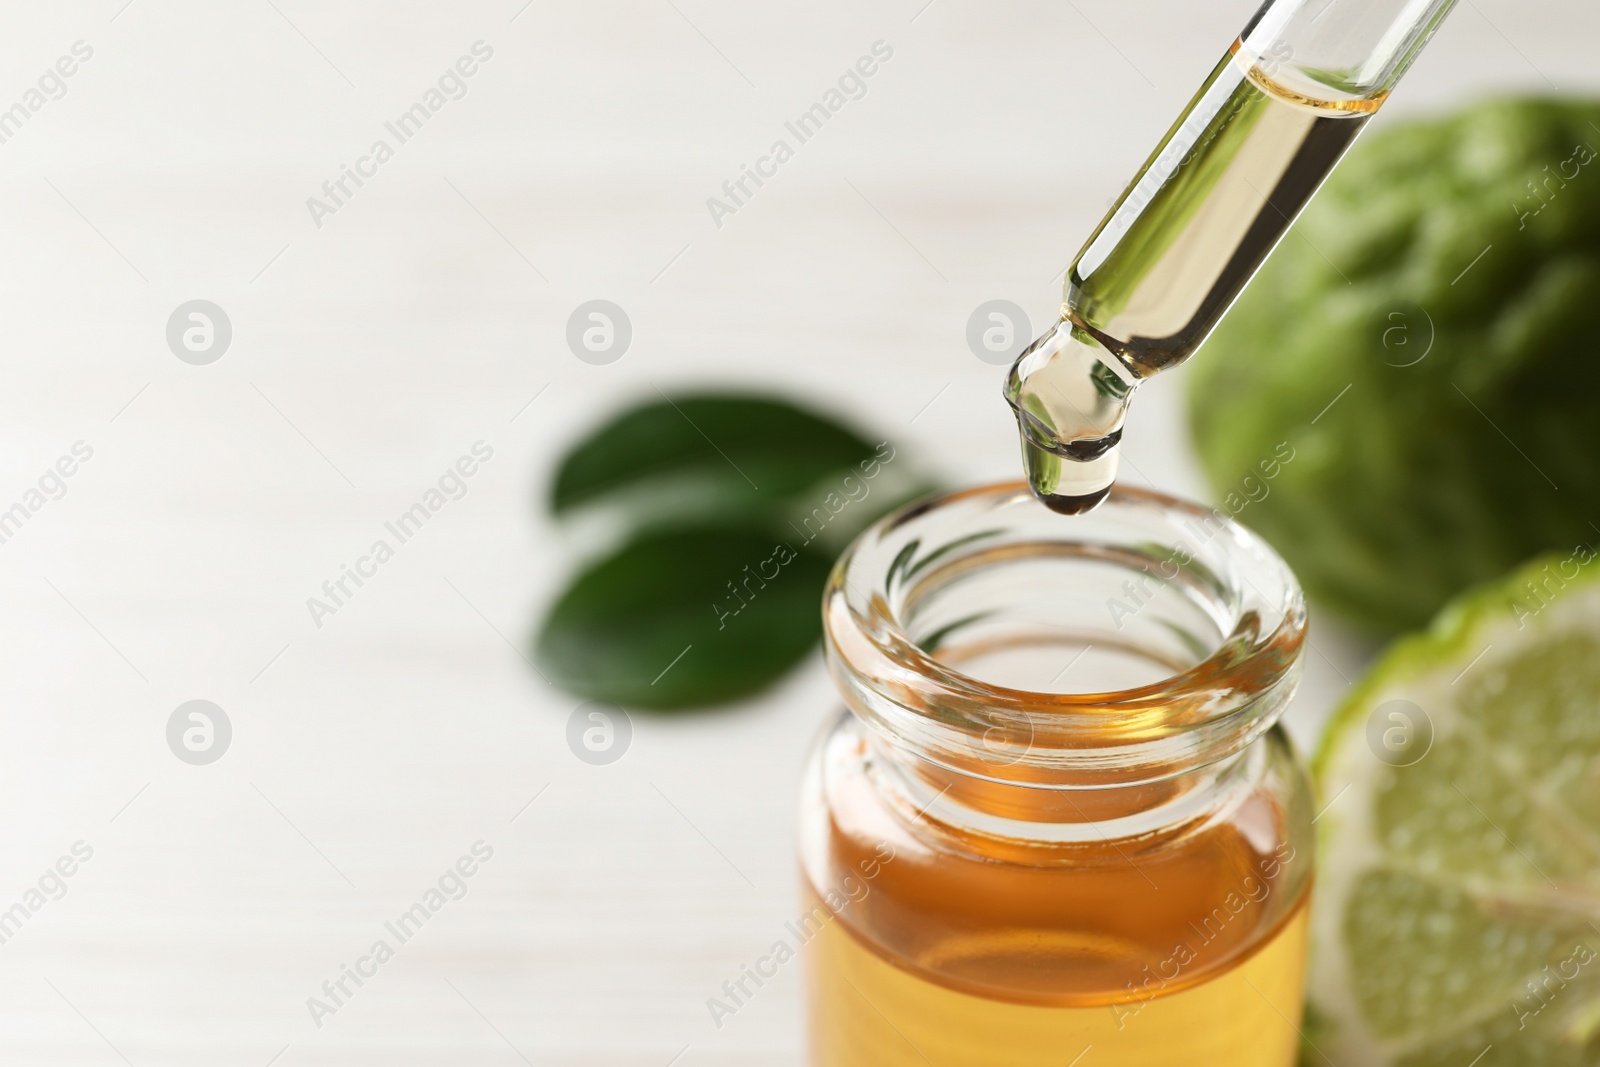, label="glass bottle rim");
[823,482,1307,787]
